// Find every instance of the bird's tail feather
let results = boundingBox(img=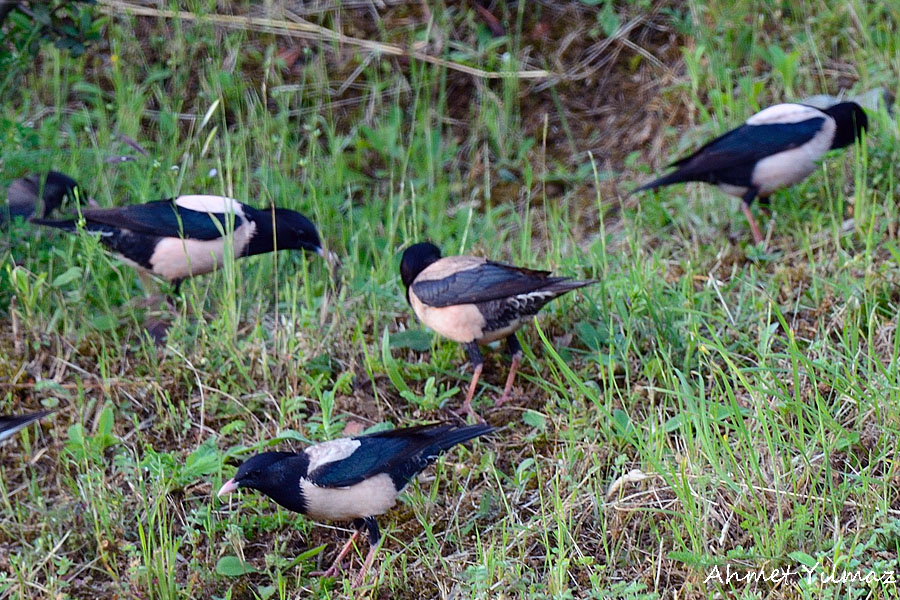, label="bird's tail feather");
[422,424,495,455]
[630,171,691,196]
[391,424,493,486]
[0,410,54,438]
[545,278,599,295]
[31,217,78,231]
